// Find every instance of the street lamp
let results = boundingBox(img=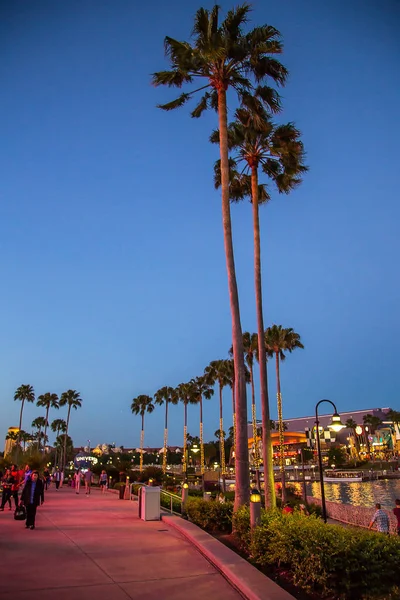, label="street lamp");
[315,399,345,523]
